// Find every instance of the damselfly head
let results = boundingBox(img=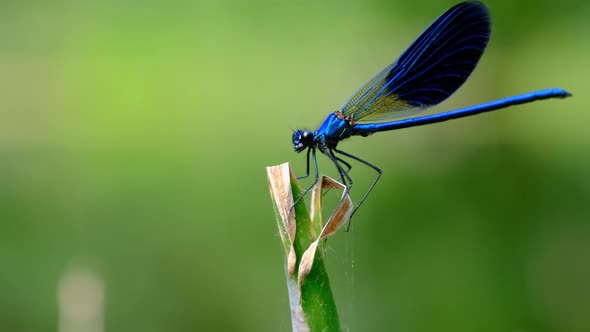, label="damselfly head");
[292,129,314,152]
